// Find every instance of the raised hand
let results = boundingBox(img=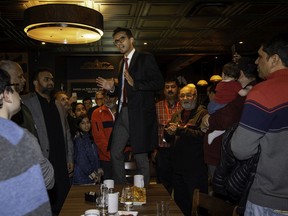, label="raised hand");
[96,77,115,91]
